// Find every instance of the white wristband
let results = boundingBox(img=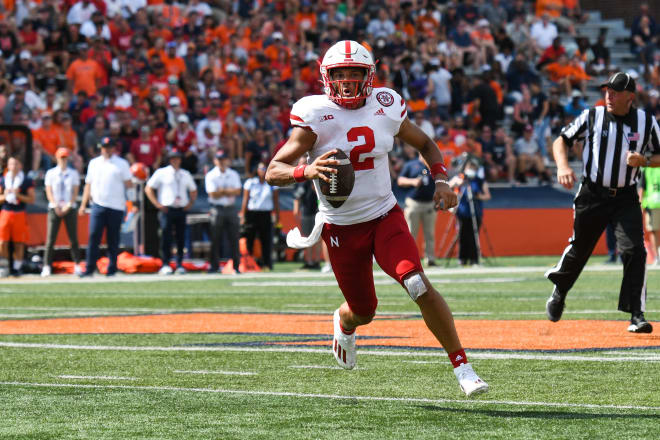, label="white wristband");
[435,179,449,185]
